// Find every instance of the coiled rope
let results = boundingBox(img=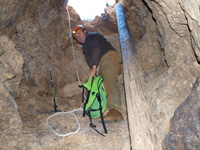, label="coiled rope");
[46,107,83,137]
[46,4,84,137]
